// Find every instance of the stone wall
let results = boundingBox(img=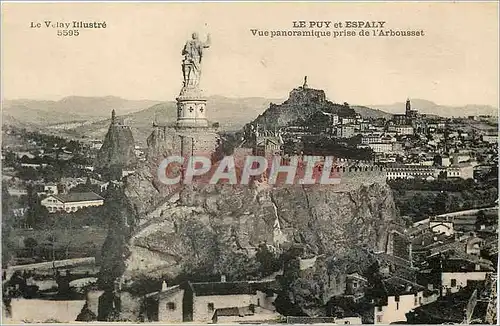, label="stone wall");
[158,289,185,322]
[146,124,219,160]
